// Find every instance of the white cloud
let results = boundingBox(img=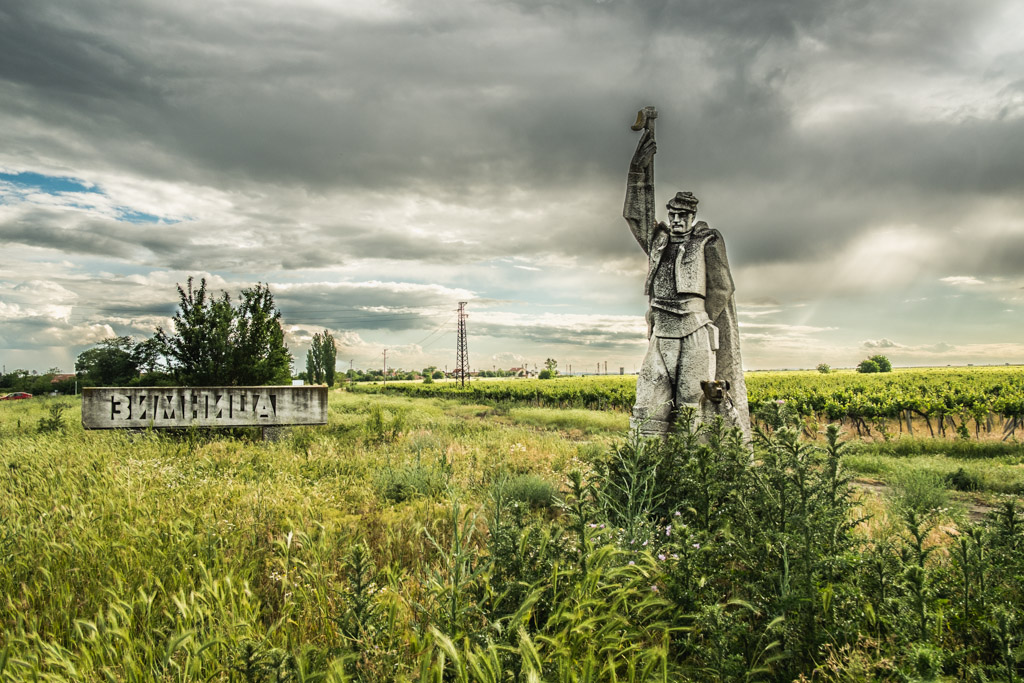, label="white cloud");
[862,338,902,349]
[941,275,985,286]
